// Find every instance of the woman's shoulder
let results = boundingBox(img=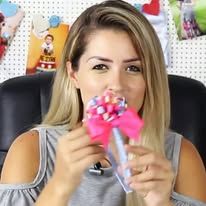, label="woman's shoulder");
[0,125,68,185]
[174,137,206,203]
[0,130,40,184]
[164,132,206,203]
[177,137,205,178]
[165,131,205,173]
